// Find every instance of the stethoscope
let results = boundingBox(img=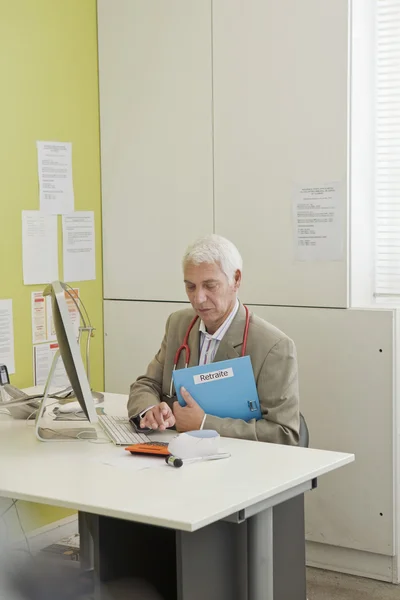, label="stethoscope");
[168,305,250,398]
